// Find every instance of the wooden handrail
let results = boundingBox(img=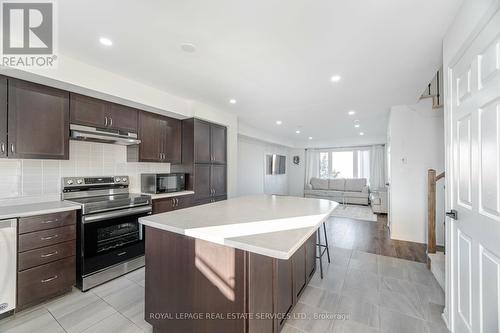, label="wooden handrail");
[428,169,445,254]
